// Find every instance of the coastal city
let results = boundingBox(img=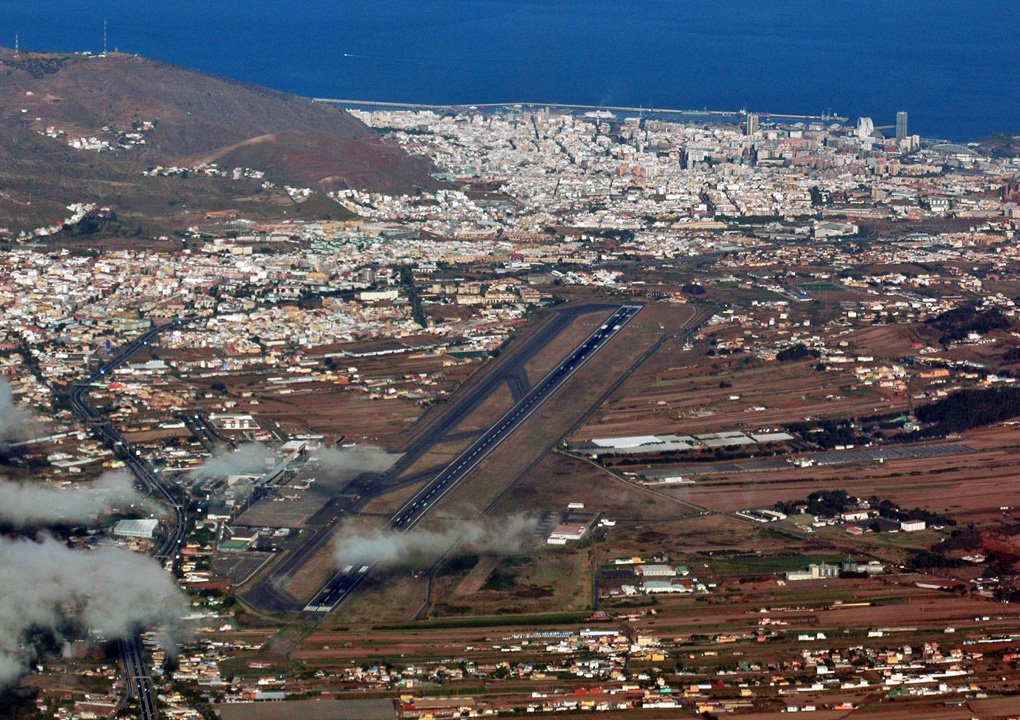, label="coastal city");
[3,42,1020,720]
